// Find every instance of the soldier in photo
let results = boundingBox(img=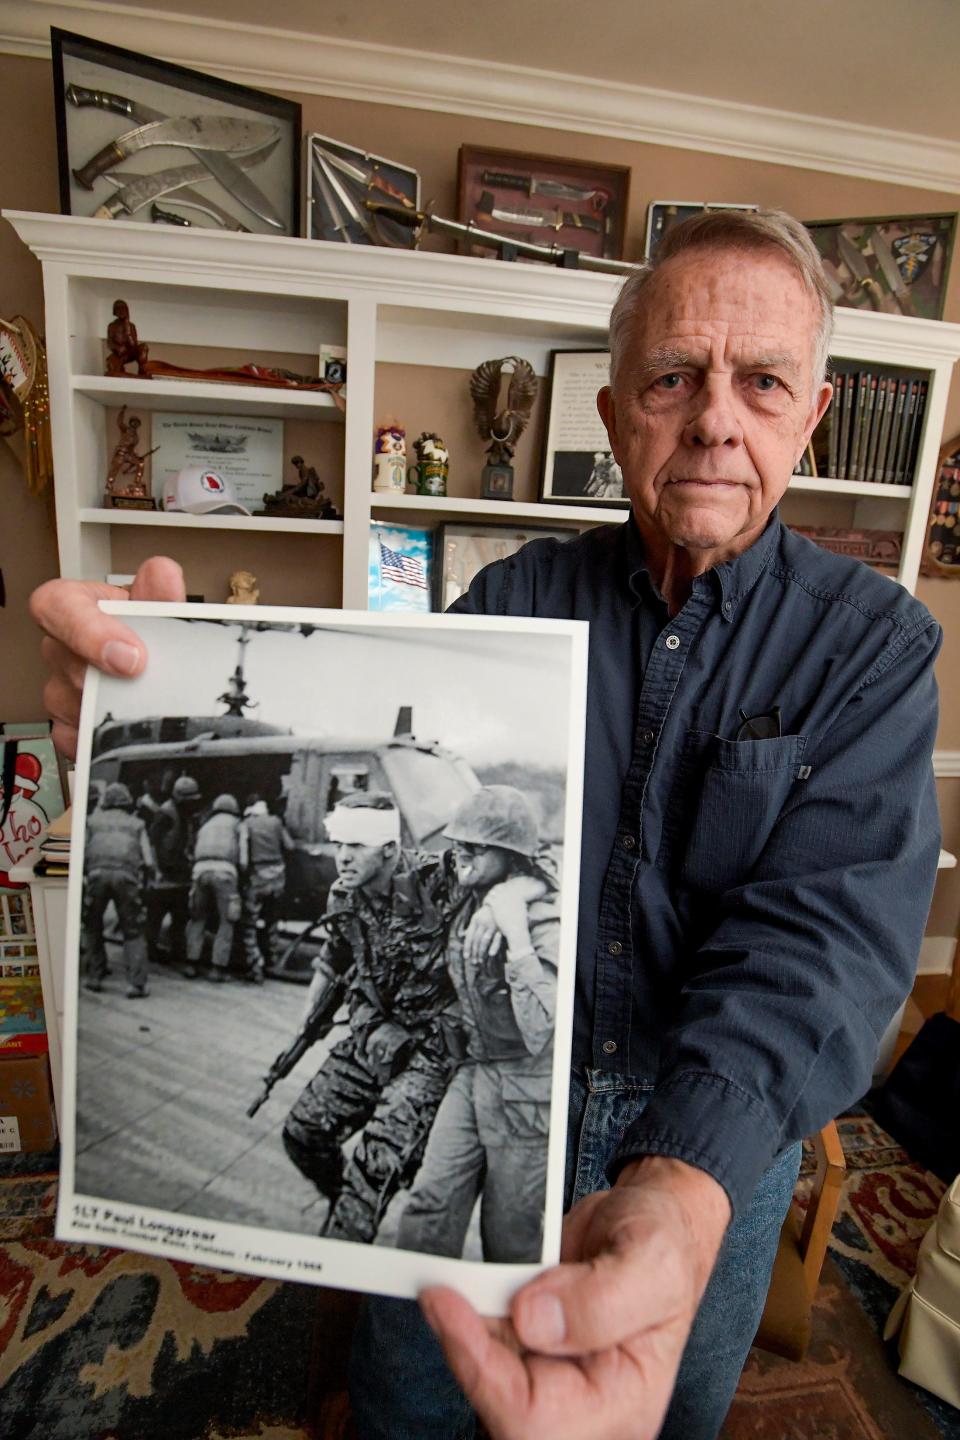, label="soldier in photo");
[146,773,202,970]
[240,794,293,984]
[82,781,155,999]
[184,792,245,982]
[395,786,558,1262]
[281,791,463,1242]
